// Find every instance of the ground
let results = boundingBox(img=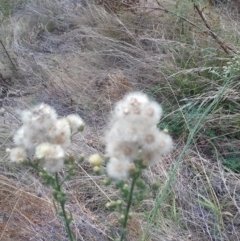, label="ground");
[0,0,239,240]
